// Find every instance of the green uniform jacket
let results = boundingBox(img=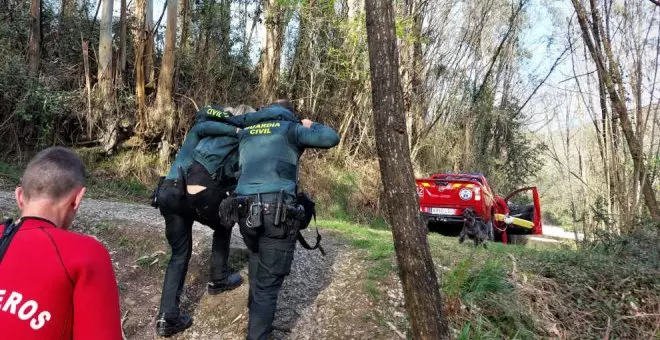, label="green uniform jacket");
[165,120,237,180]
[235,105,340,197]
